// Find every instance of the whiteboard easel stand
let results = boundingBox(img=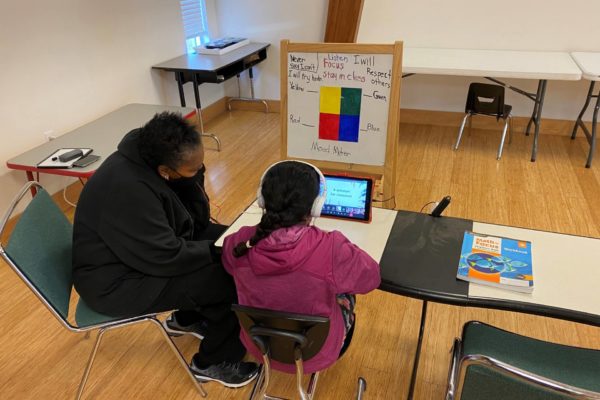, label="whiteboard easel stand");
[280,40,403,209]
